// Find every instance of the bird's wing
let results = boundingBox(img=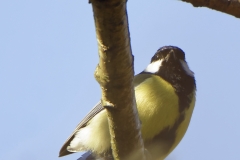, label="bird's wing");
[59,74,152,157]
[59,102,104,157]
